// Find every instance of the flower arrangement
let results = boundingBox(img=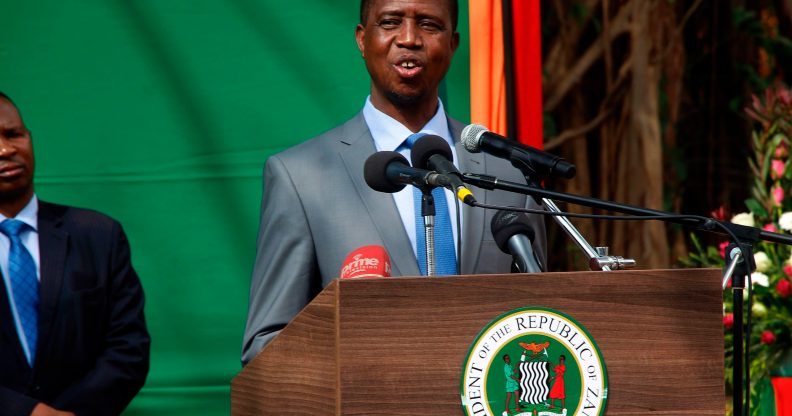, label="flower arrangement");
[682,82,792,408]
